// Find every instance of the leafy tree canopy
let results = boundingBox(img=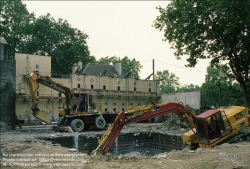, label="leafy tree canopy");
[201,64,244,107]
[0,0,35,60]
[155,70,180,93]
[176,84,200,93]
[24,13,94,75]
[154,0,250,107]
[1,0,94,75]
[98,56,142,79]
